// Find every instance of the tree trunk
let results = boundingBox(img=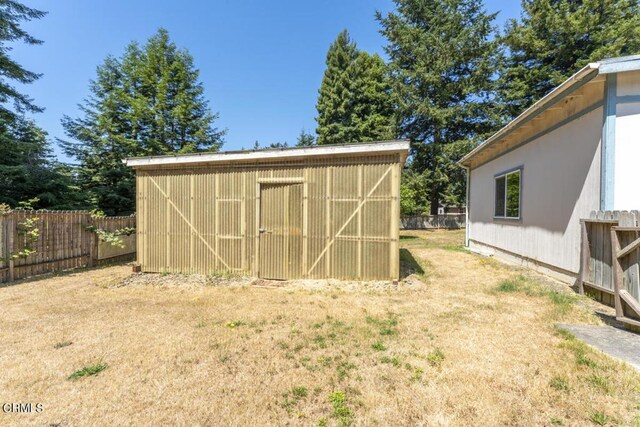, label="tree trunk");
[430,127,440,215]
[430,186,439,215]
